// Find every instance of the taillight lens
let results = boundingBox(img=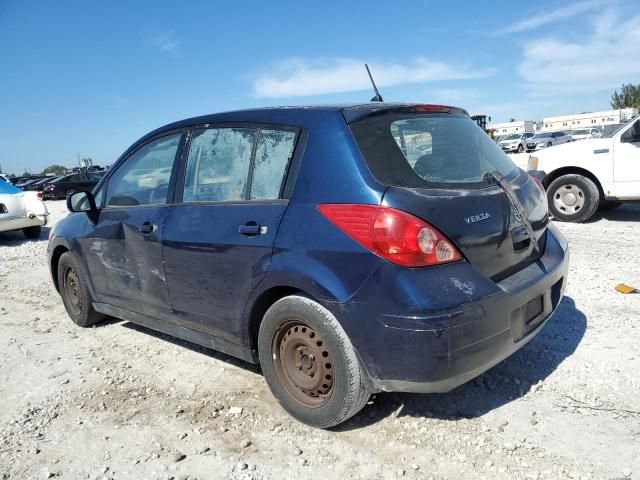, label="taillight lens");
[317,204,462,267]
[37,192,43,200]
